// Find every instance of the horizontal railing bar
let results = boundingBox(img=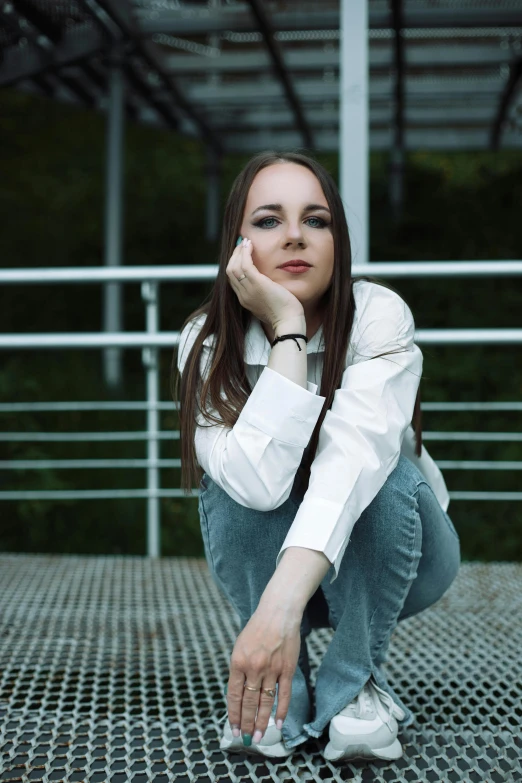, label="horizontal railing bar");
[0,329,521,349]
[0,261,521,284]
[0,490,193,500]
[1,430,520,442]
[0,490,520,501]
[417,329,522,344]
[424,432,522,441]
[0,431,178,441]
[1,459,520,471]
[0,401,520,413]
[436,461,522,470]
[0,459,181,469]
[448,492,522,501]
[0,333,180,349]
[421,402,522,411]
[0,402,177,412]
